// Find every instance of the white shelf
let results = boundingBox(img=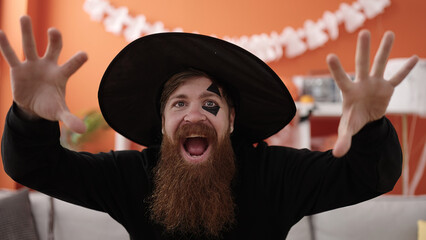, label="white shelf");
[312,102,342,117]
[297,102,422,117]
